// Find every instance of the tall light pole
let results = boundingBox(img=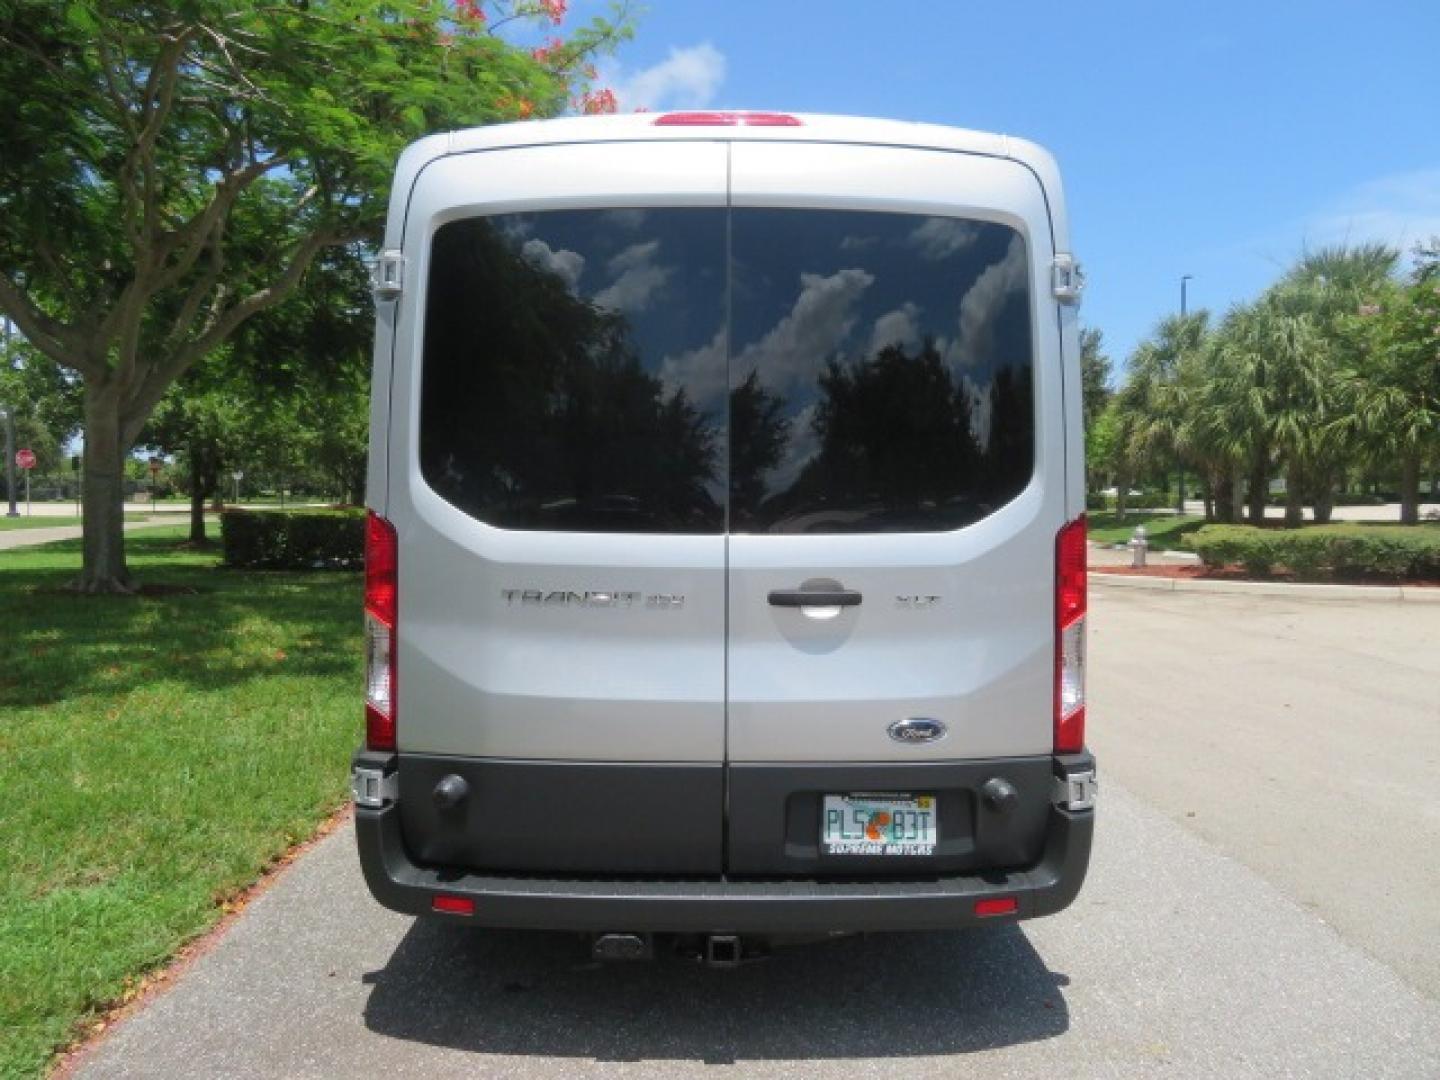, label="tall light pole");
[1176,275,1194,513]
